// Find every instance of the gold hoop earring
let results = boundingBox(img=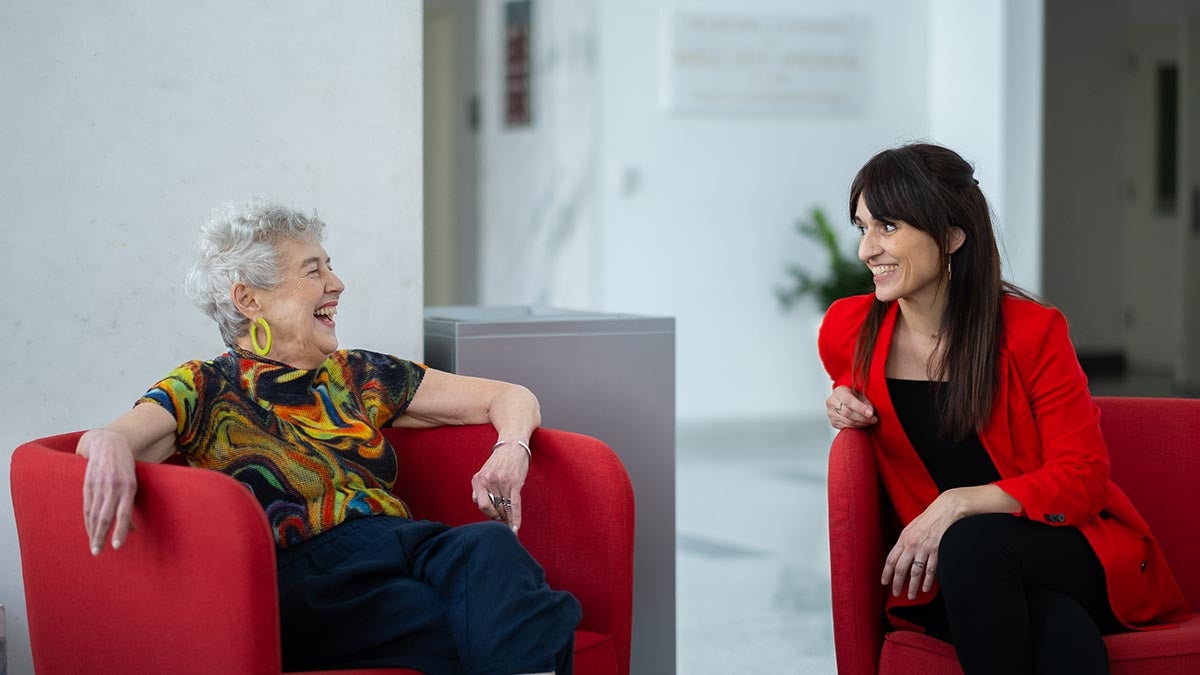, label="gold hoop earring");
[249,317,272,356]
